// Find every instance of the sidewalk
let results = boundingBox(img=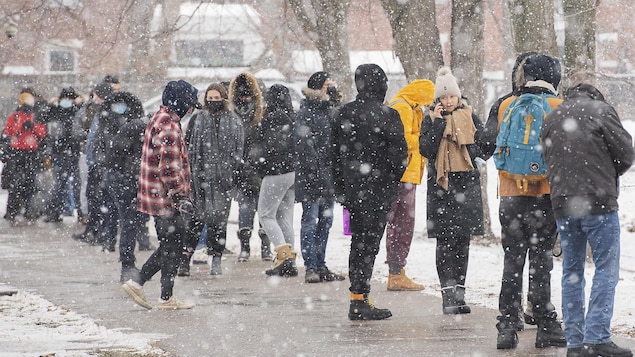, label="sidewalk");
[2,219,634,356]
